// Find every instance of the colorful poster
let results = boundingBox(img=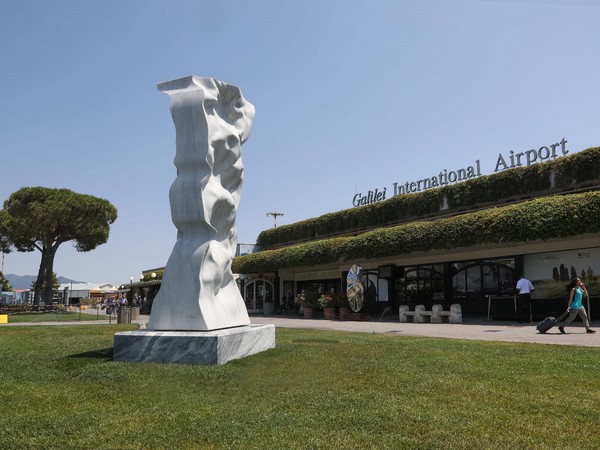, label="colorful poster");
[524,248,600,299]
